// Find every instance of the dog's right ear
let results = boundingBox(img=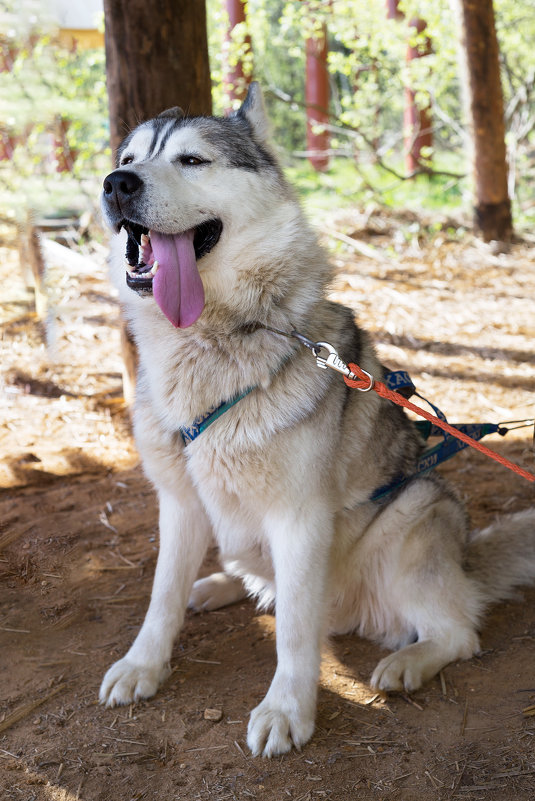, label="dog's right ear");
[157,106,185,121]
[236,82,271,144]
